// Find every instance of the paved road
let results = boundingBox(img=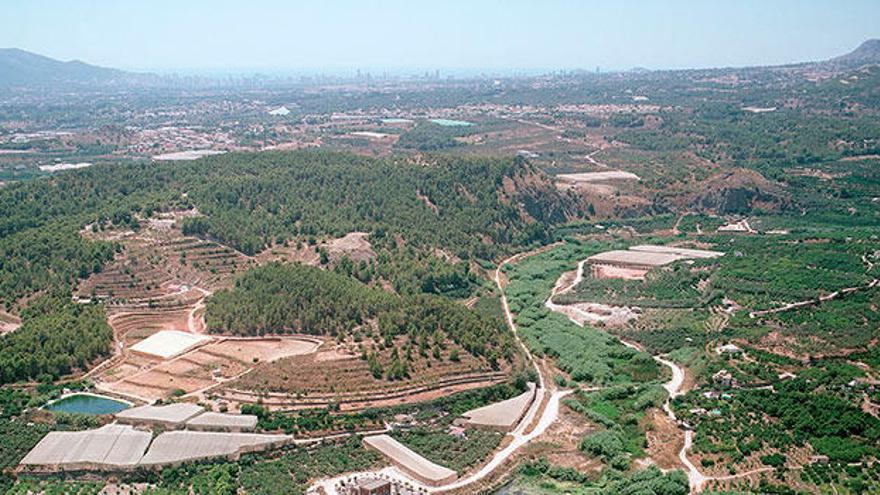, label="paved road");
[307,246,566,494]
